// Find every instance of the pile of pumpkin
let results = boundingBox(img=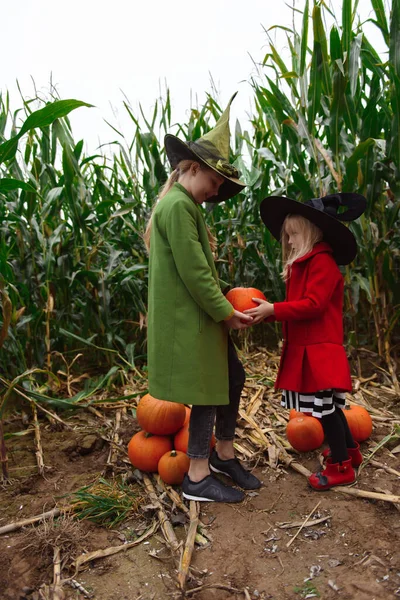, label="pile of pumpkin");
[128,394,373,482]
[287,405,373,452]
[127,394,215,485]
